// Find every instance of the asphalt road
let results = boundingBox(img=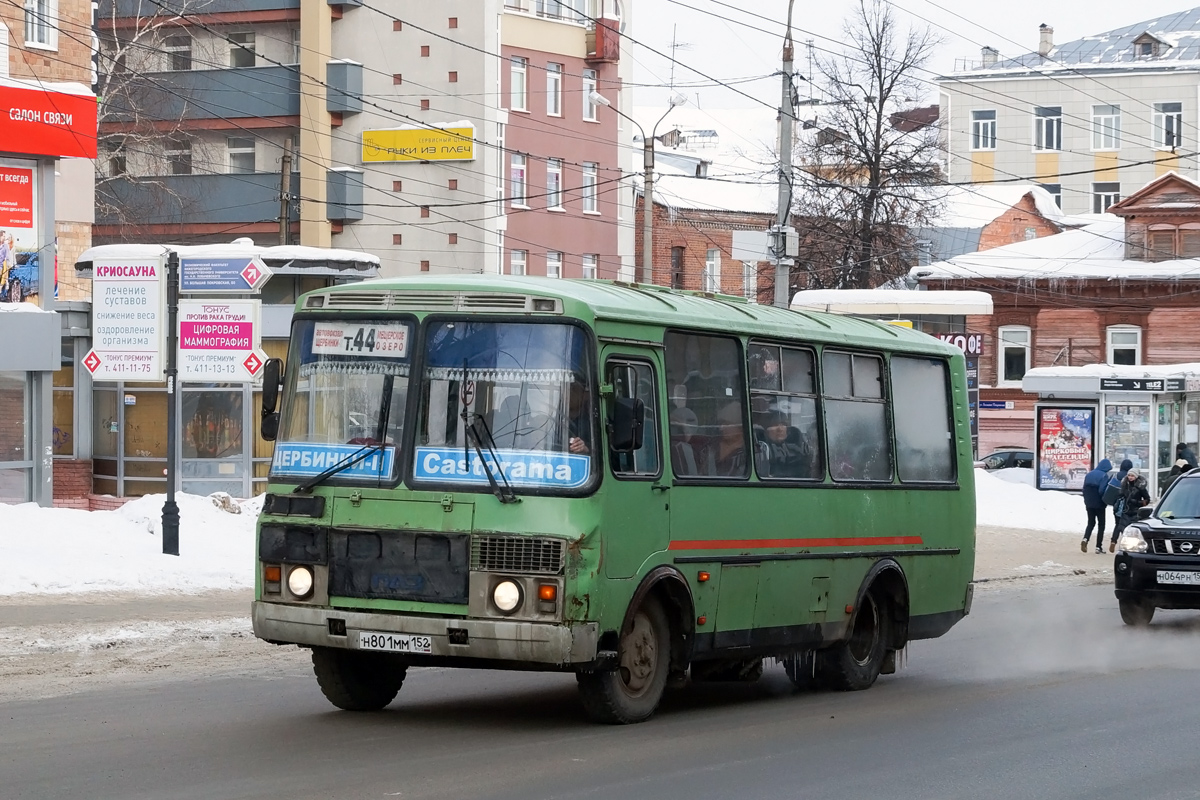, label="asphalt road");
[3,582,1198,800]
